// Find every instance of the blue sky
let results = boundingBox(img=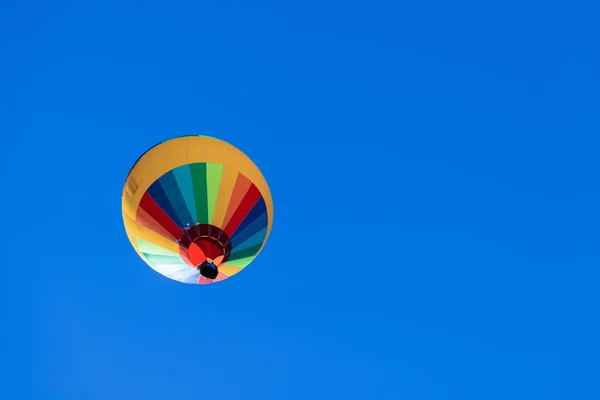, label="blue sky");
[2,1,600,398]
